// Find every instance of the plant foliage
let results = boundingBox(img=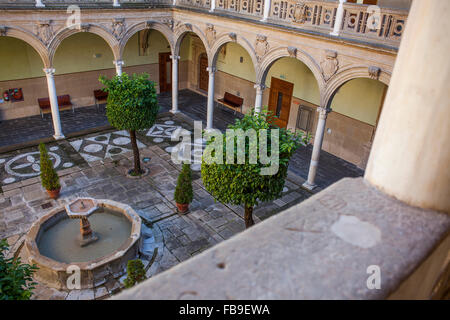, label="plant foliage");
[39,143,60,191]
[174,163,194,204]
[201,109,309,227]
[0,239,38,300]
[123,259,146,289]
